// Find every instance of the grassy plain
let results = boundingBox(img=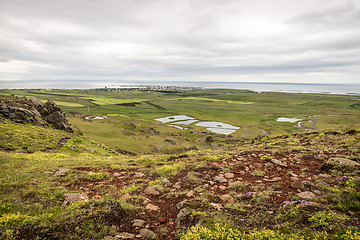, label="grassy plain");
[1,88,359,154]
[0,88,360,239]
